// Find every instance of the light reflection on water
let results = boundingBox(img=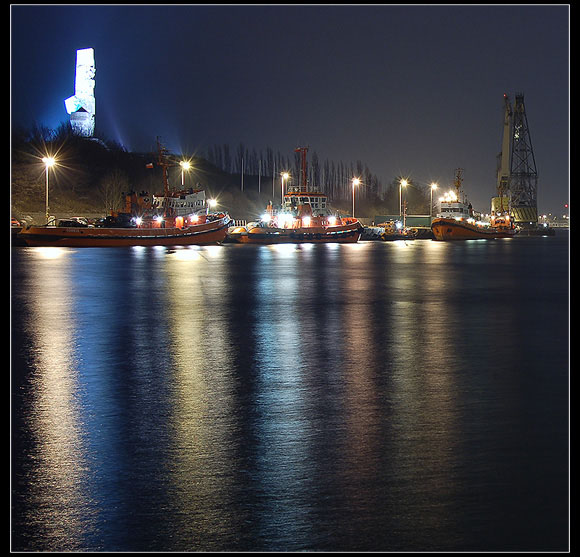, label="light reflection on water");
[12,248,95,550]
[11,238,569,551]
[164,245,243,550]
